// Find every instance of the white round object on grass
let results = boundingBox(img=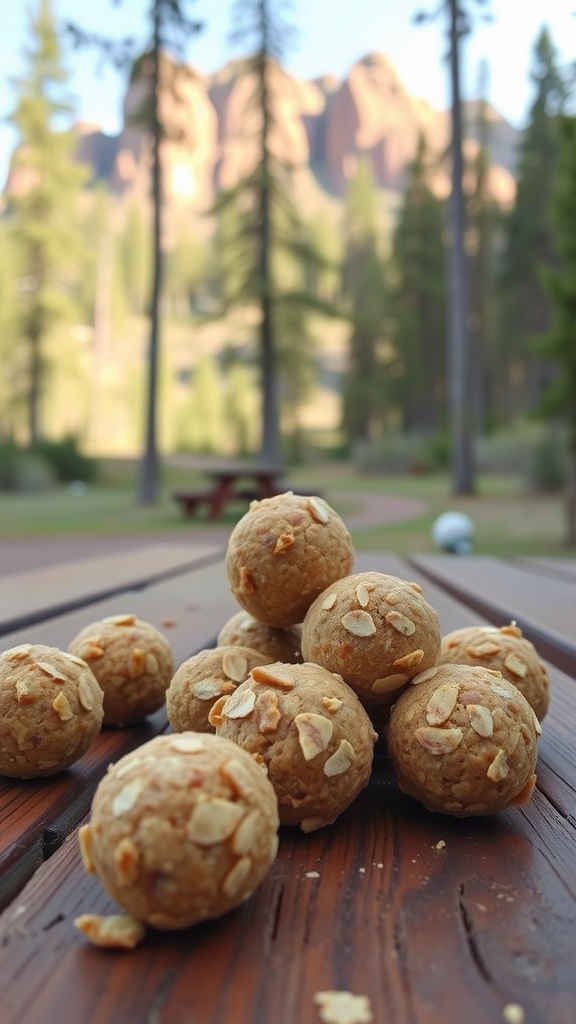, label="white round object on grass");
[432,511,474,554]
